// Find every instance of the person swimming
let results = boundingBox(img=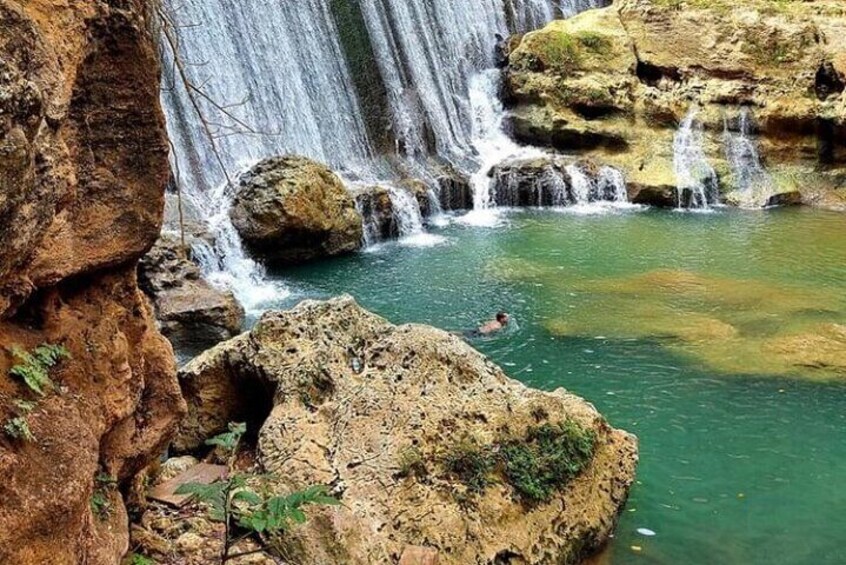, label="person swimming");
[476,311,510,336]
